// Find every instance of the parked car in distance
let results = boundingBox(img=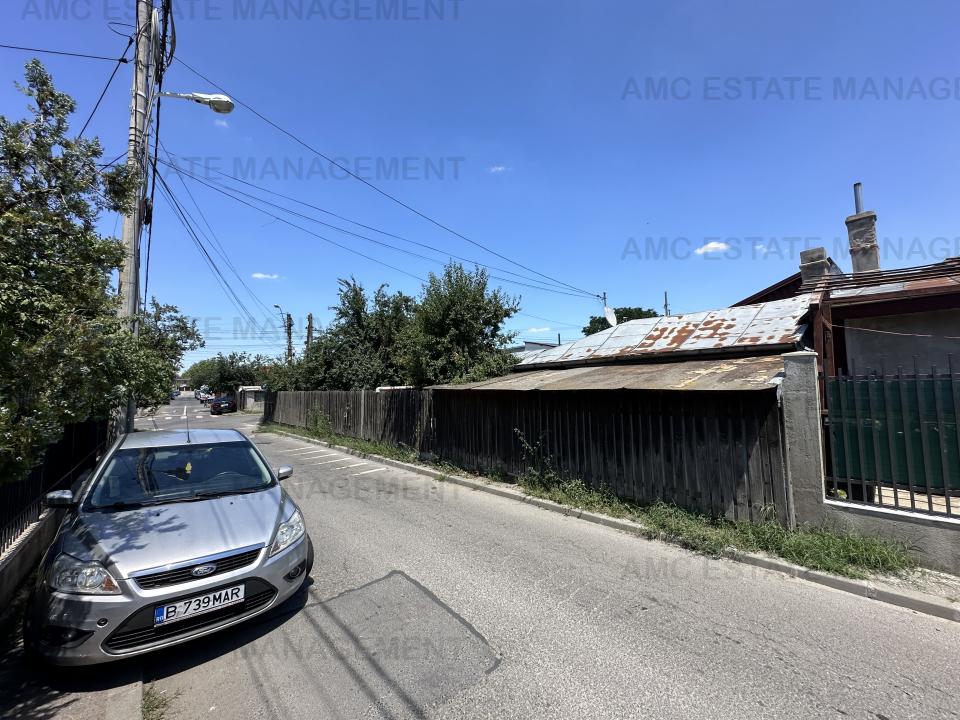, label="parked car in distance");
[24,428,313,666]
[209,397,237,415]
